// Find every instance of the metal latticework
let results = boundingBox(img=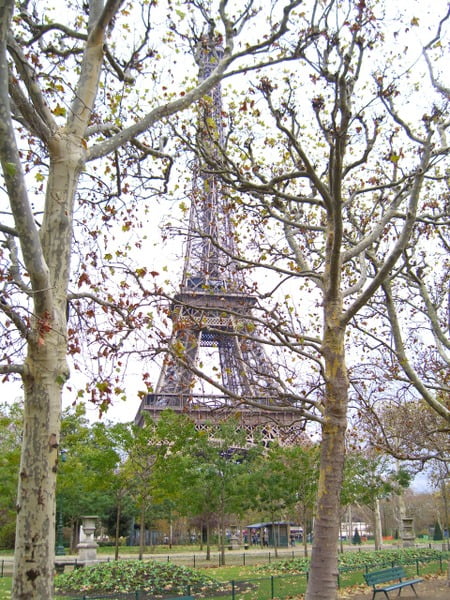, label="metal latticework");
[135,35,302,443]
